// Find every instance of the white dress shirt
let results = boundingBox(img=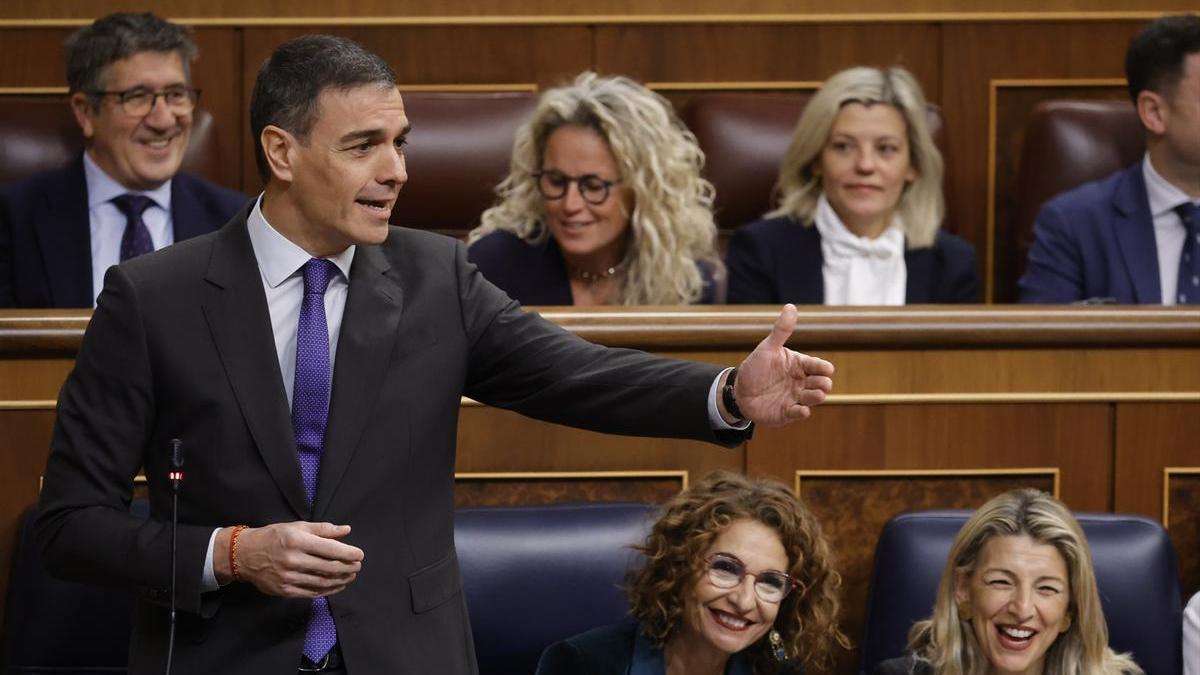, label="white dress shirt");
[1186,591,1200,675]
[82,151,174,307]
[200,195,741,588]
[813,194,907,306]
[1142,154,1196,305]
